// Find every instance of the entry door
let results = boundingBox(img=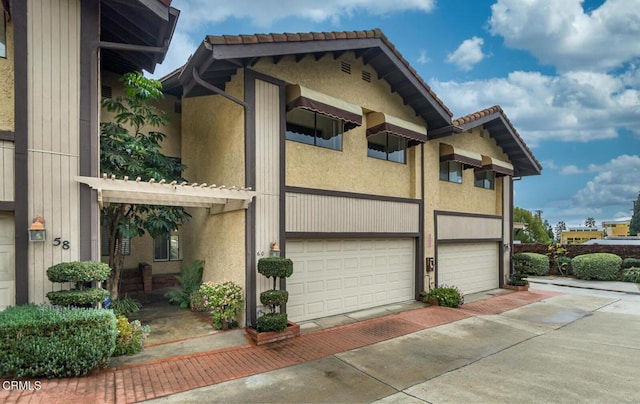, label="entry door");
[0,213,15,310]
